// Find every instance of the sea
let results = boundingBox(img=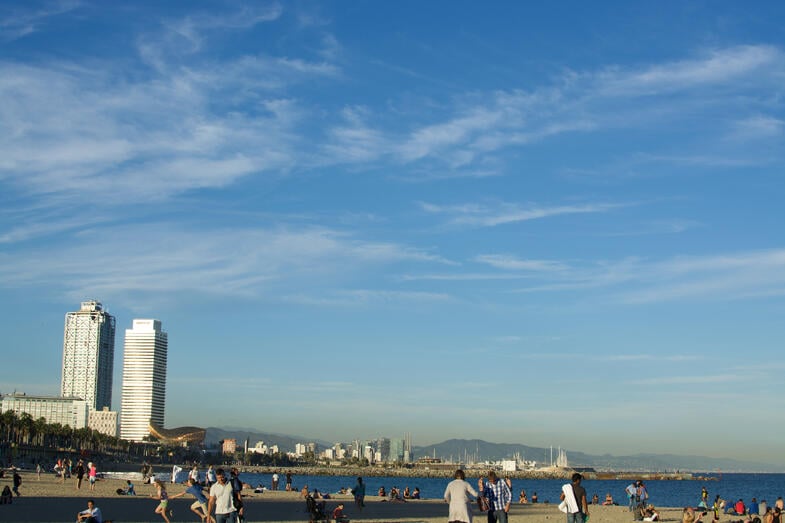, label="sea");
[233,472,784,508]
